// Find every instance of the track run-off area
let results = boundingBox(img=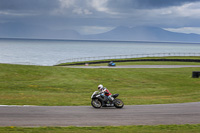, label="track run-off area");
[1,65,200,127]
[0,102,200,127]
